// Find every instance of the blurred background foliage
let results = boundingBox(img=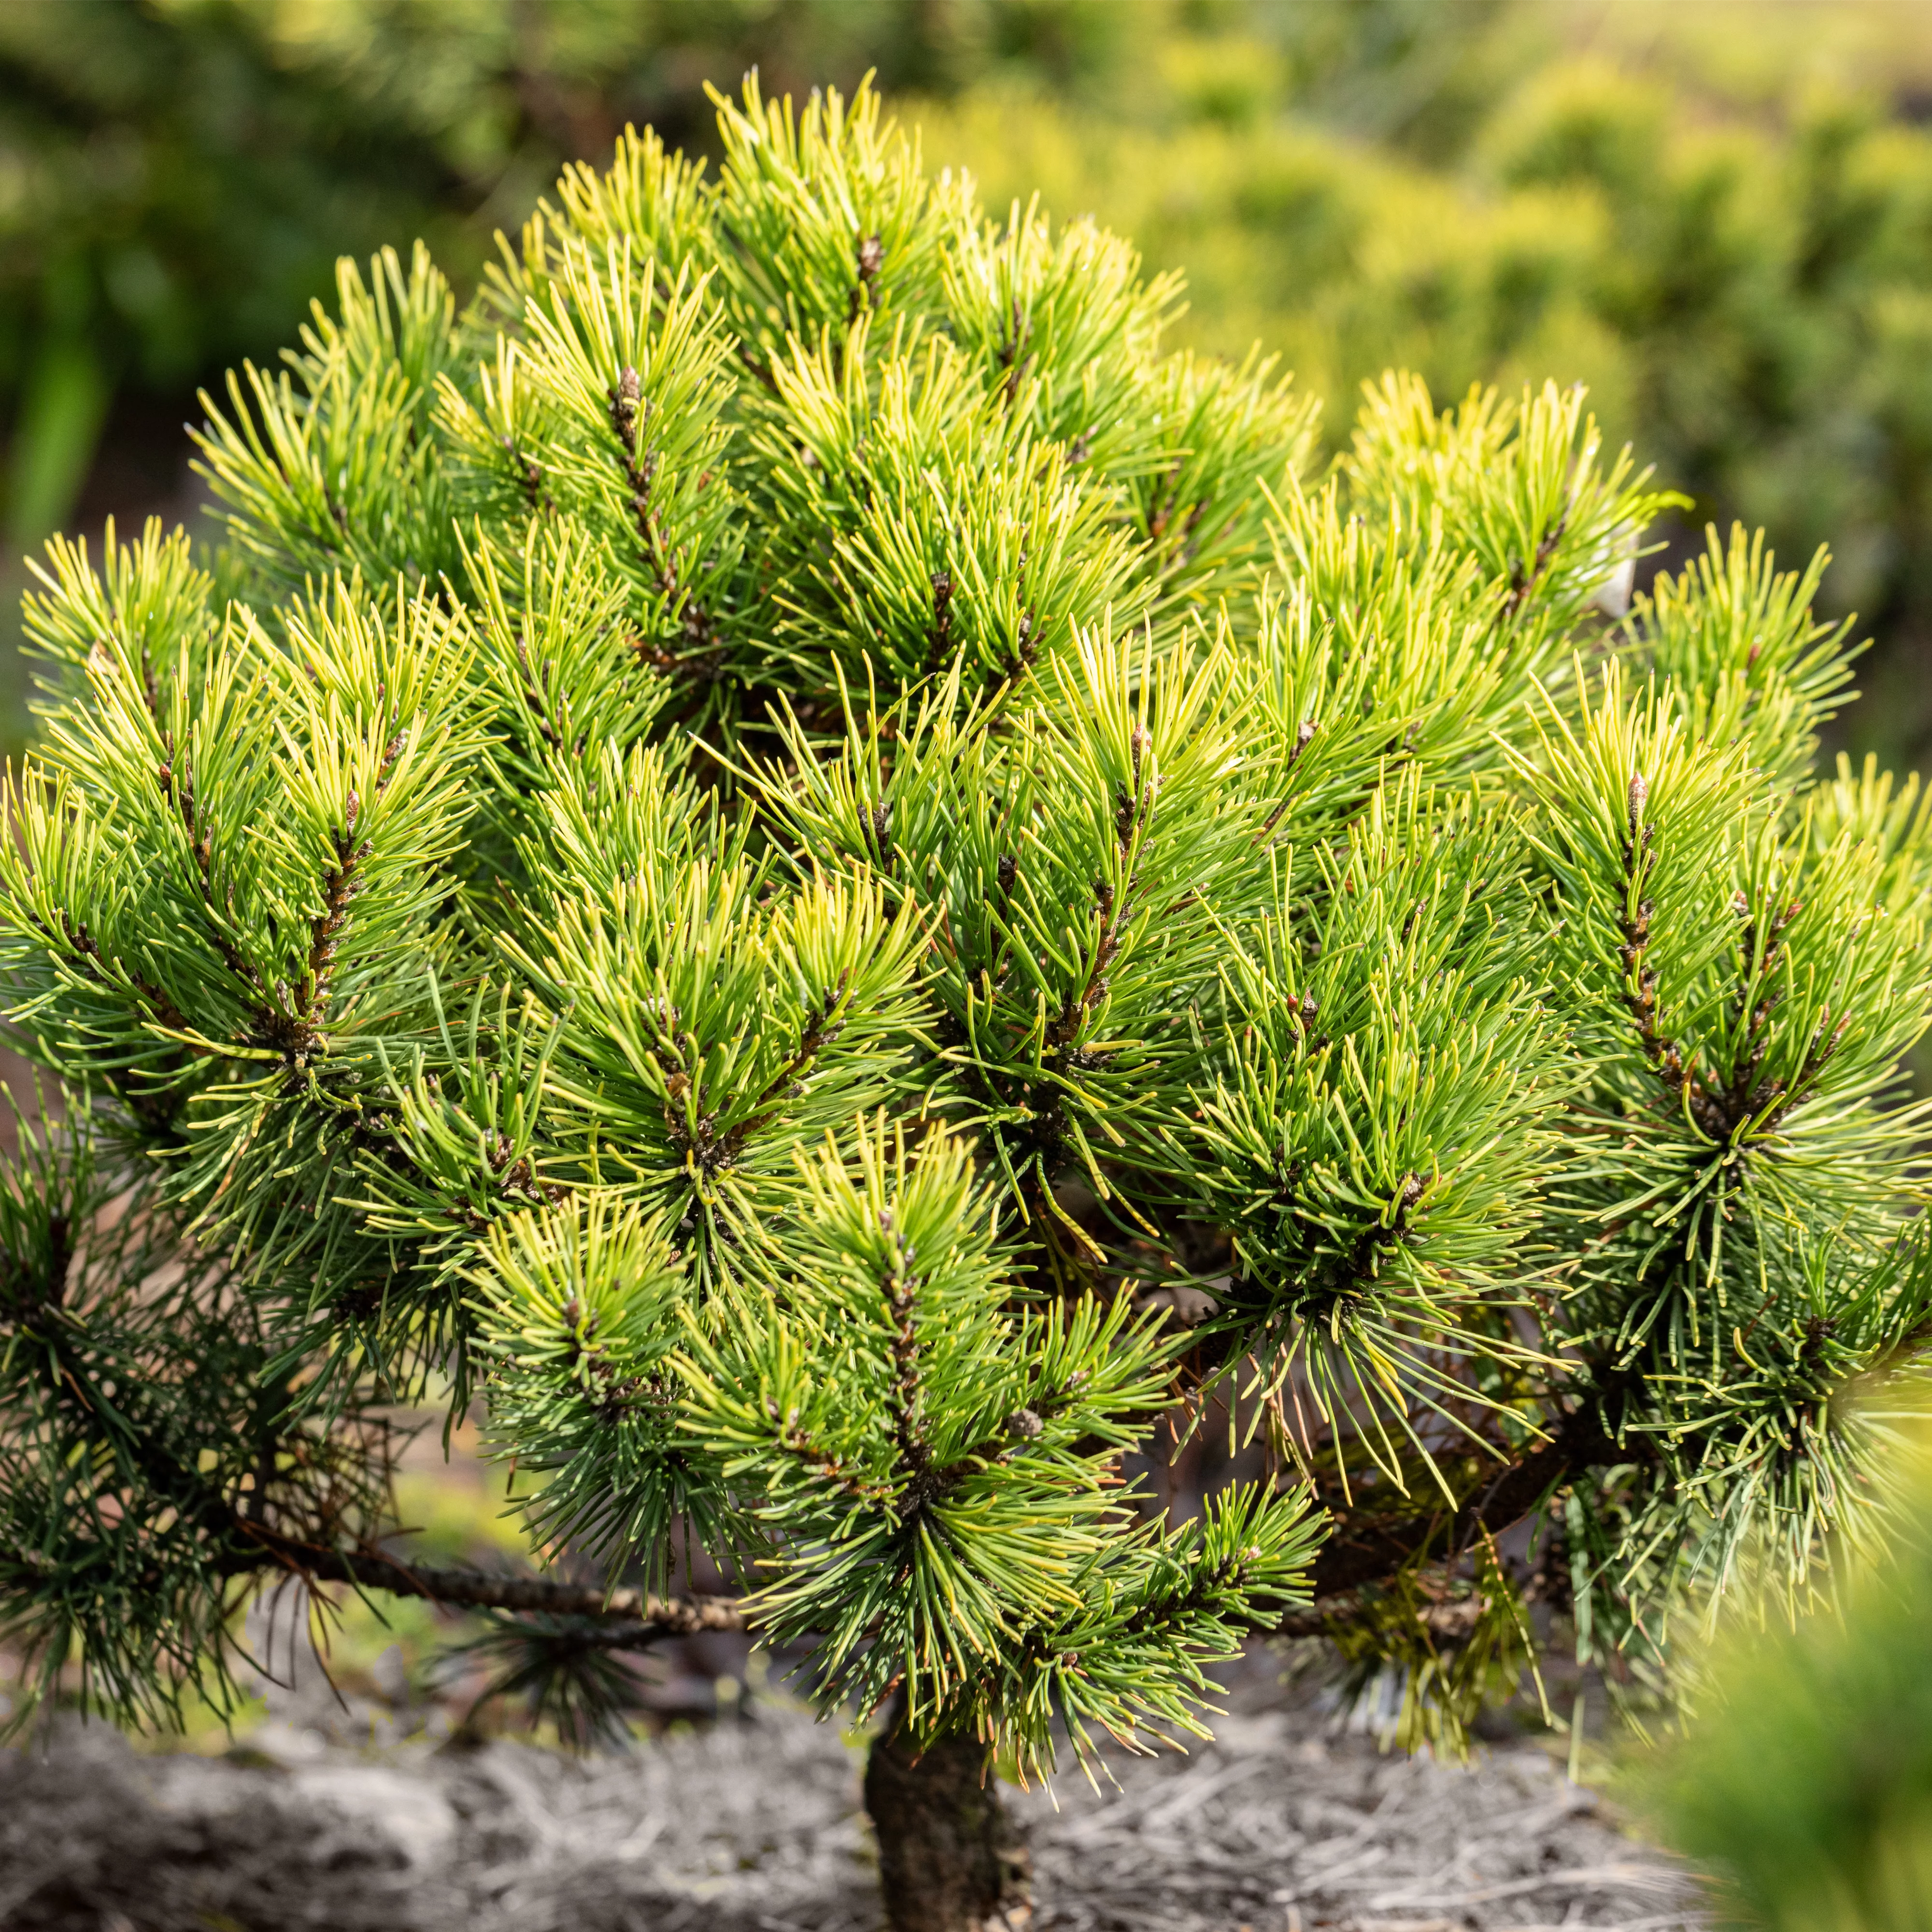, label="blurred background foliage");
[6,0,1932,768]
[1644,1419,1932,1932]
